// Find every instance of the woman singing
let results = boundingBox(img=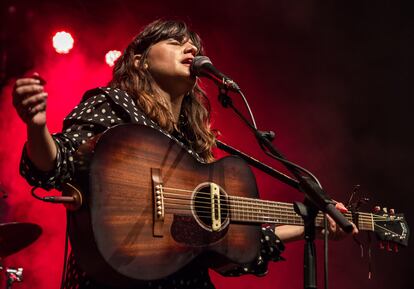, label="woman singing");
[12,19,356,289]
